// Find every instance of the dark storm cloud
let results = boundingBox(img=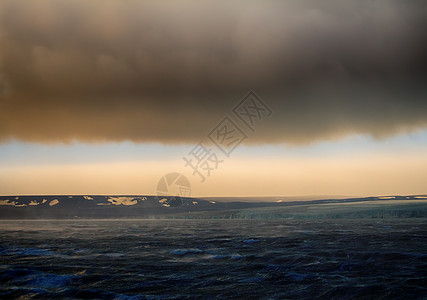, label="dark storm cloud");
[0,0,426,144]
